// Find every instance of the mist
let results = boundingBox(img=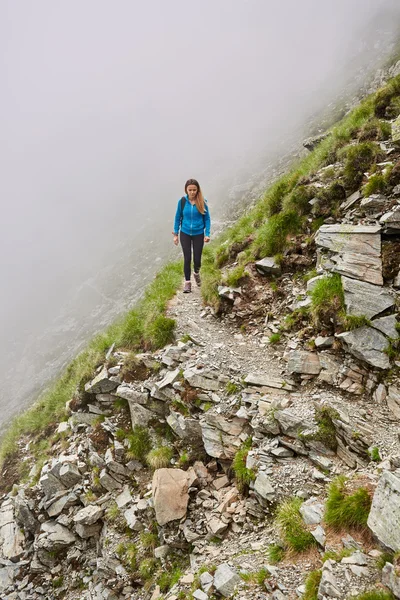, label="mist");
[1,0,400,426]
